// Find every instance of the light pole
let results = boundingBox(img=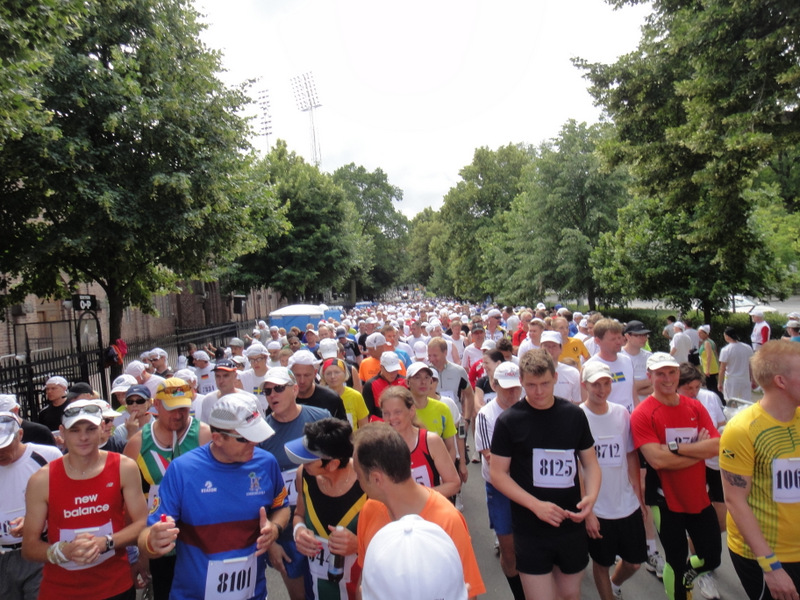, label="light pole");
[290,72,322,165]
[258,88,273,149]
